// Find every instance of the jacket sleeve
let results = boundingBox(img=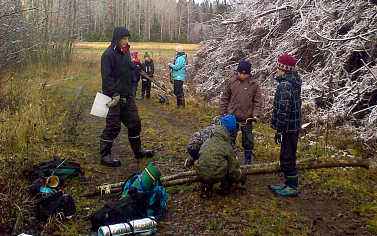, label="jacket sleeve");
[252,81,263,117]
[226,148,244,183]
[219,80,231,115]
[275,82,292,132]
[150,62,154,77]
[101,53,118,97]
[171,57,185,71]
